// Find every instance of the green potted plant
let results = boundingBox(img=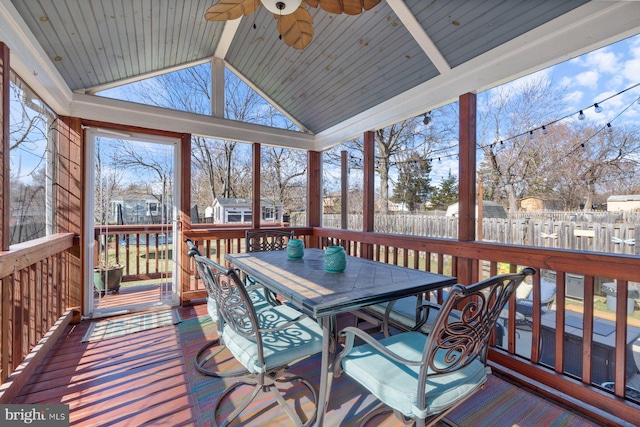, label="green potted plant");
[93,263,124,295]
